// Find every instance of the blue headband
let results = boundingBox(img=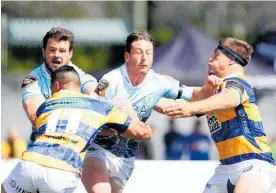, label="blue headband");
[216,44,248,66]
